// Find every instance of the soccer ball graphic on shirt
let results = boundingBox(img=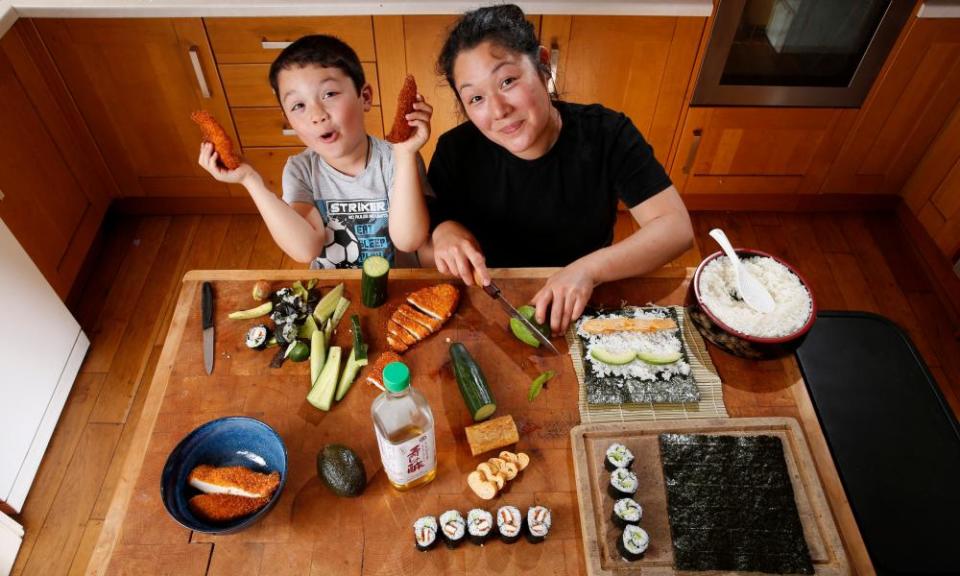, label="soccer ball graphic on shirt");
[317,218,361,269]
